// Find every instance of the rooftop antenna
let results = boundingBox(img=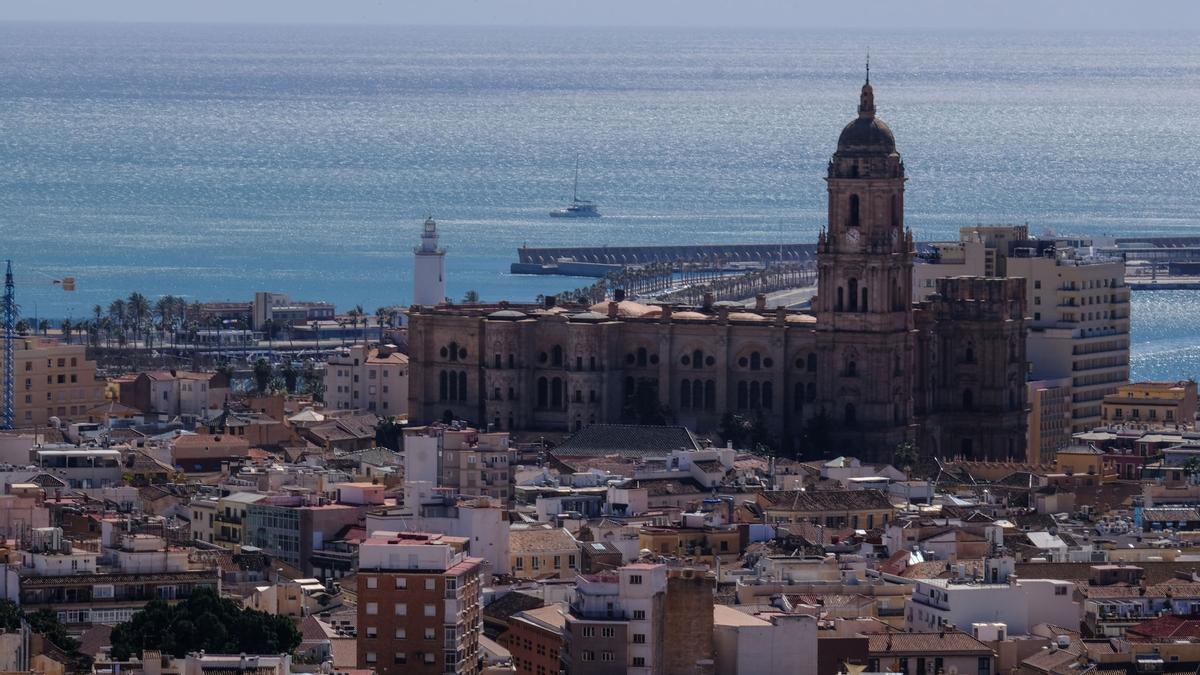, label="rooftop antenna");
[865,50,870,84]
